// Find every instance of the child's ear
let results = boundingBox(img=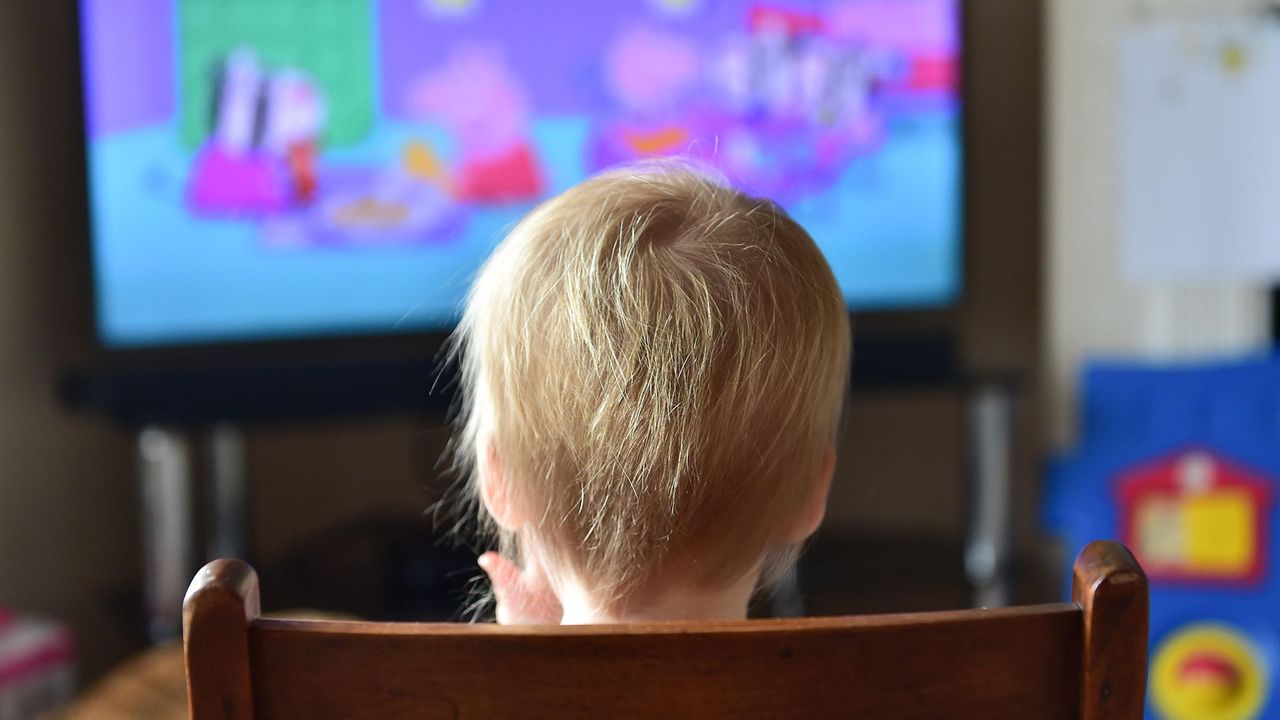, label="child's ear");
[480,445,527,531]
[785,448,835,543]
